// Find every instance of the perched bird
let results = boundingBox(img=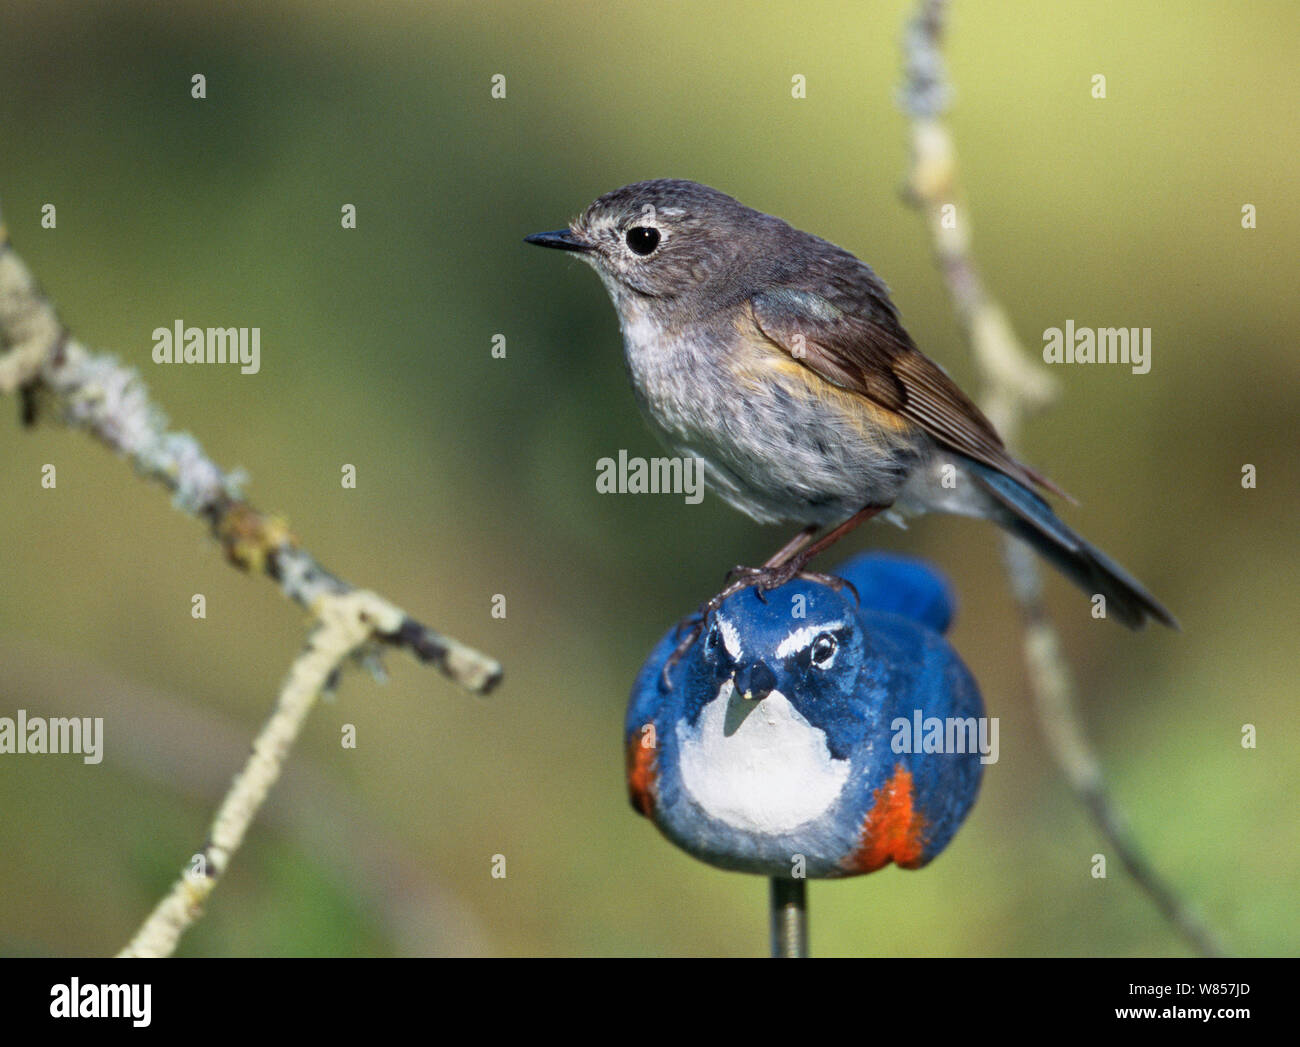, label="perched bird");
[626,552,985,878]
[527,179,1176,629]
